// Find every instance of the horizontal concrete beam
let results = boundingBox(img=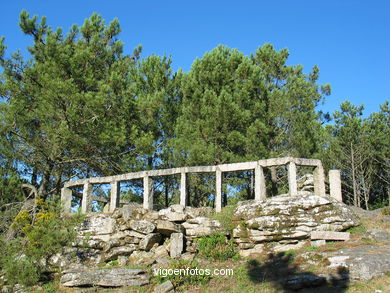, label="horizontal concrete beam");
[63,157,323,188]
